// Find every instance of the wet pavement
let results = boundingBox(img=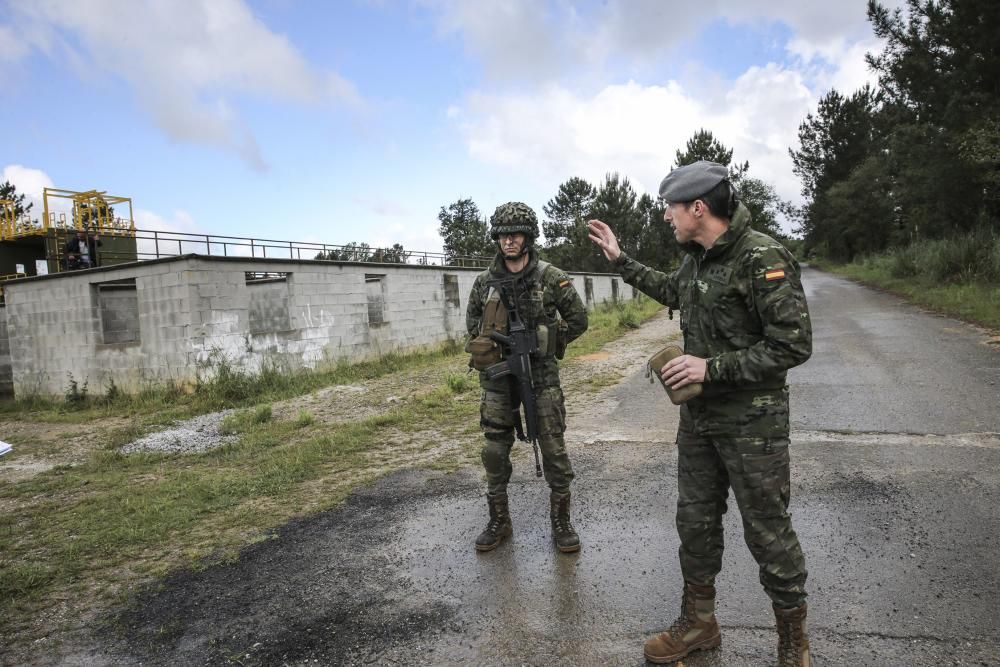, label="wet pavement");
[95,268,999,666]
